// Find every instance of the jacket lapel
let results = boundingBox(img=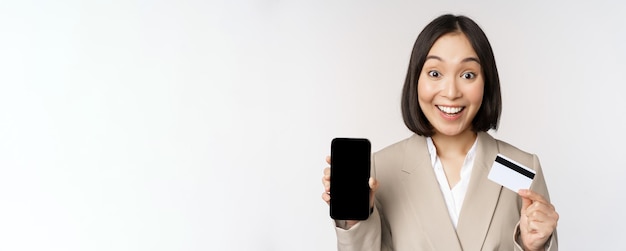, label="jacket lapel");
[400,135,463,251]
[456,132,503,250]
